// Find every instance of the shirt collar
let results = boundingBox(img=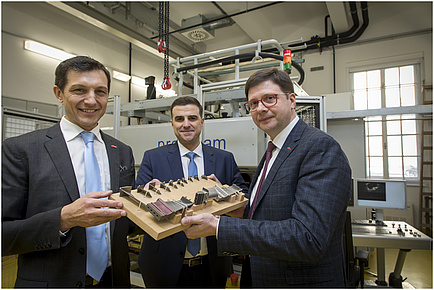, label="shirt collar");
[60,116,102,143]
[178,141,203,158]
[270,115,299,149]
